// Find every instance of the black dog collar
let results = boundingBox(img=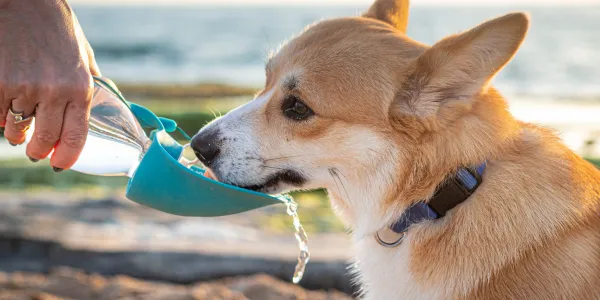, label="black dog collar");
[376,163,486,247]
